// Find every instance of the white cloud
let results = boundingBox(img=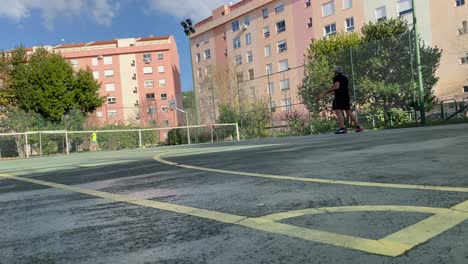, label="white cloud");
[146,0,238,22]
[0,0,120,30]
